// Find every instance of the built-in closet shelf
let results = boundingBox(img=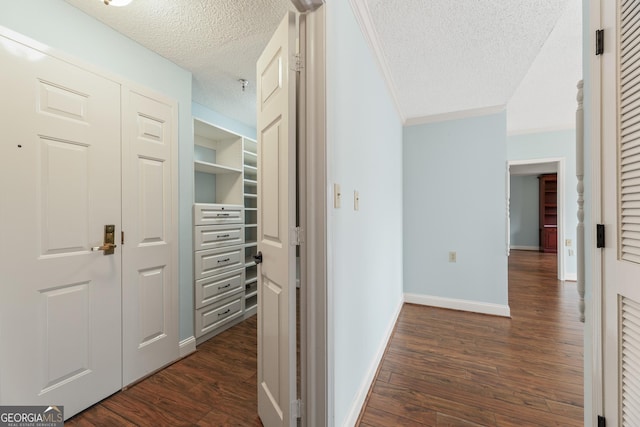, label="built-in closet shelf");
[245,261,256,268]
[245,224,257,228]
[195,161,242,175]
[244,165,257,172]
[244,193,257,199]
[243,150,257,157]
[245,277,258,285]
[244,179,257,186]
[245,290,258,299]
